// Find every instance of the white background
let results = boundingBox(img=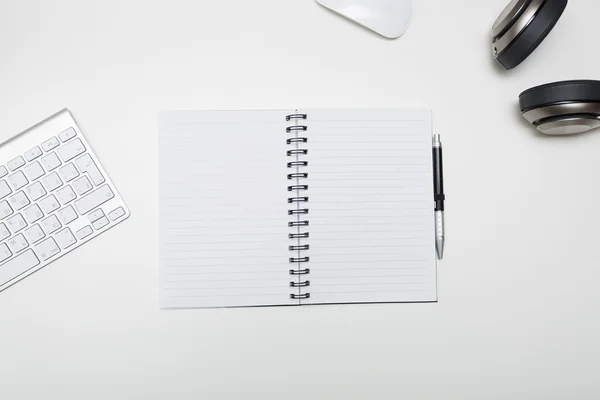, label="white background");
[1,0,600,398]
